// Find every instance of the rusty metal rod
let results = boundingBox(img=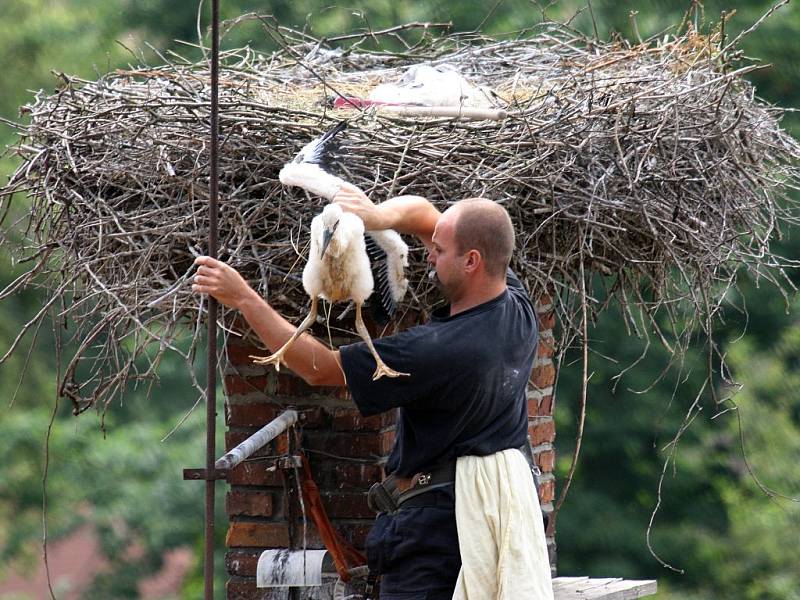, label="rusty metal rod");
[204,0,220,598]
[215,410,299,470]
